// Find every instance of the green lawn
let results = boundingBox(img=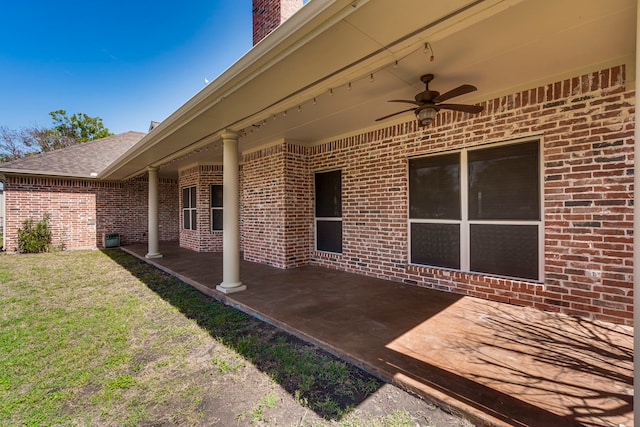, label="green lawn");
[0,250,459,426]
